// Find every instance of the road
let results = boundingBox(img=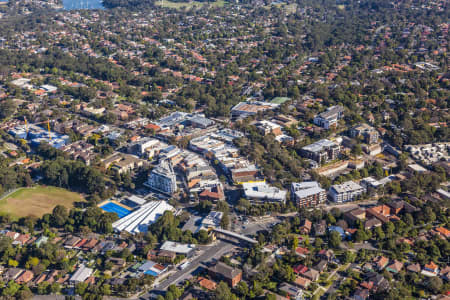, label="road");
[142,218,274,299]
[321,264,350,299]
[149,241,234,293]
[139,214,277,300]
